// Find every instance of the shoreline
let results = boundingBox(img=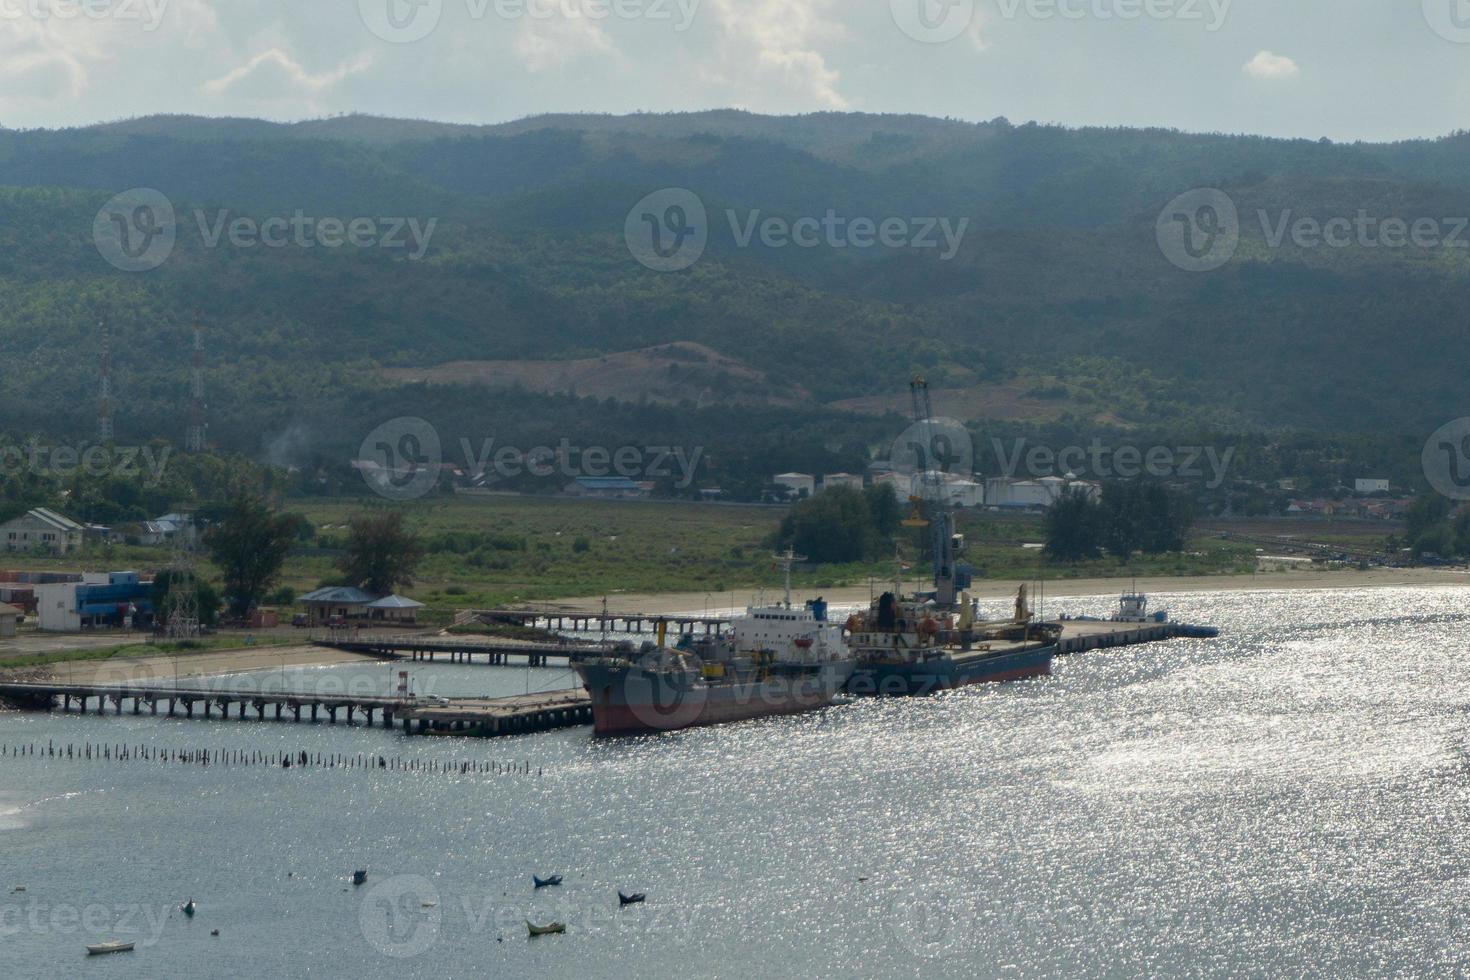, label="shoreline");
[538,567,1470,617]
